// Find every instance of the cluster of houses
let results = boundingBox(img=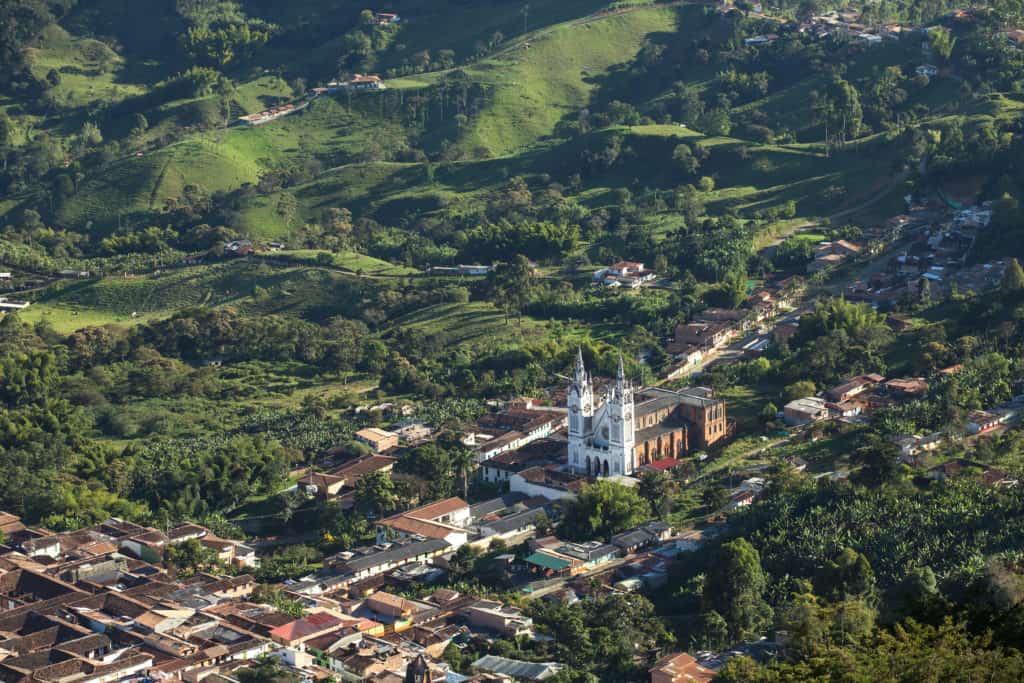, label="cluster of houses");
[783,372,930,426]
[374,11,401,25]
[664,276,804,377]
[843,204,1005,304]
[462,400,567,463]
[0,510,556,682]
[592,261,657,288]
[312,74,387,97]
[806,239,864,274]
[238,71,386,127]
[238,102,309,127]
[427,264,495,277]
